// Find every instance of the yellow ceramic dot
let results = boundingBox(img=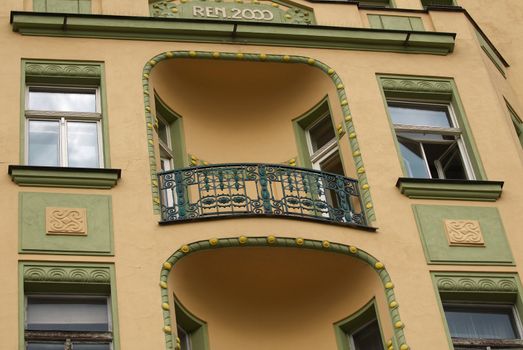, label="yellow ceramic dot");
[307,58,315,65]
[353,150,361,156]
[152,180,158,187]
[147,122,153,129]
[349,133,357,139]
[375,262,384,269]
[267,235,276,244]
[253,0,259,3]
[149,60,156,66]
[180,0,187,3]
[163,325,172,333]
[144,90,149,95]
[166,51,174,58]
[259,53,267,60]
[357,167,365,174]
[162,303,170,310]
[203,161,209,165]
[171,8,178,13]
[395,321,404,329]
[189,51,197,57]
[296,238,304,245]
[153,197,160,204]
[163,262,172,270]
[272,2,278,7]
[236,0,243,3]
[327,68,334,75]
[239,236,248,244]
[181,245,190,253]
[349,246,358,254]
[283,55,290,61]
[190,160,197,166]
[159,281,168,289]
[366,203,373,209]
[361,184,369,191]
[337,84,344,89]
[387,340,393,346]
[176,337,181,344]
[285,14,291,19]
[388,346,393,350]
[341,99,348,106]
[322,240,330,248]
[209,238,218,246]
[345,115,352,122]
[236,53,244,59]
[400,344,409,350]
[143,73,149,78]
[385,282,394,289]
[212,52,220,58]
[145,106,151,111]
[389,301,398,308]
